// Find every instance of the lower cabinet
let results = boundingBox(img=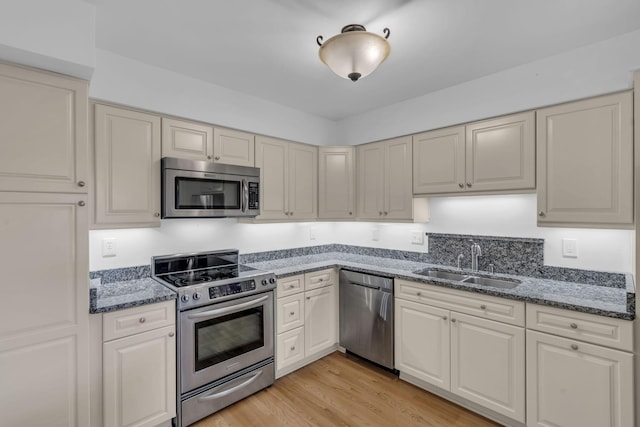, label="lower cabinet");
[98,300,176,427]
[395,280,525,424]
[275,269,337,377]
[526,305,634,427]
